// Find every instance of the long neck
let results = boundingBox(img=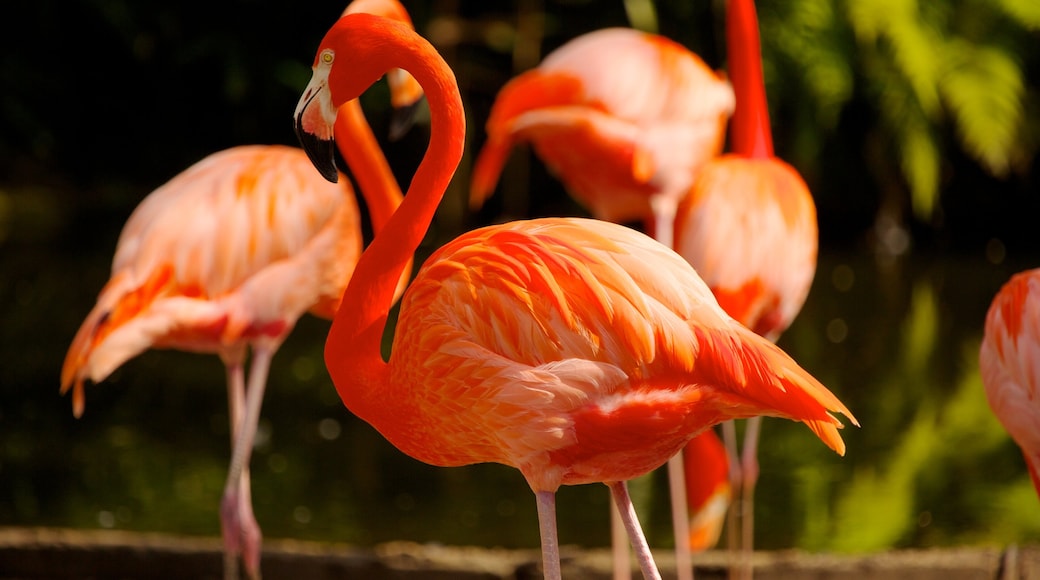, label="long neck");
[727,0,773,159]
[324,22,465,405]
[334,99,404,234]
